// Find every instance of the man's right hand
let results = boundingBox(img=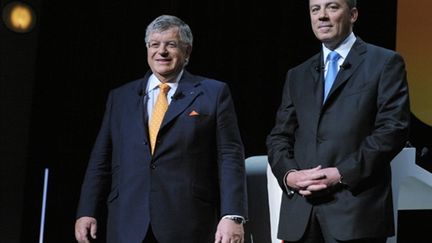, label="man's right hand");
[286,165,328,196]
[75,216,97,243]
